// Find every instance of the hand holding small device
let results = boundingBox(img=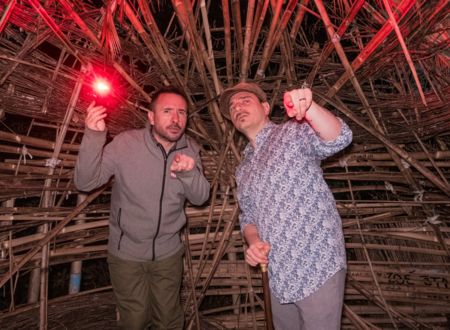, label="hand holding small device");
[92,78,113,110]
[85,101,107,132]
